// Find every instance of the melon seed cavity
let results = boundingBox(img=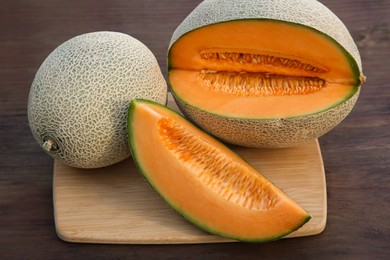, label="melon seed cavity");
[200,71,325,96]
[158,117,280,210]
[199,51,328,96]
